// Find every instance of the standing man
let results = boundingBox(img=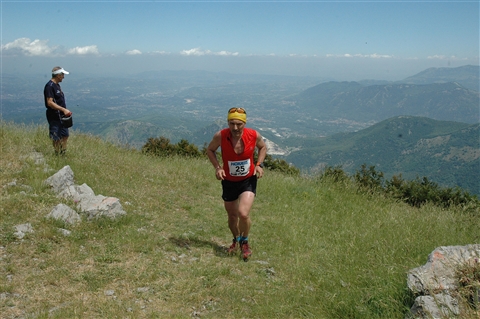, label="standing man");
[44,66,72,155]
[207,107,267,261]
